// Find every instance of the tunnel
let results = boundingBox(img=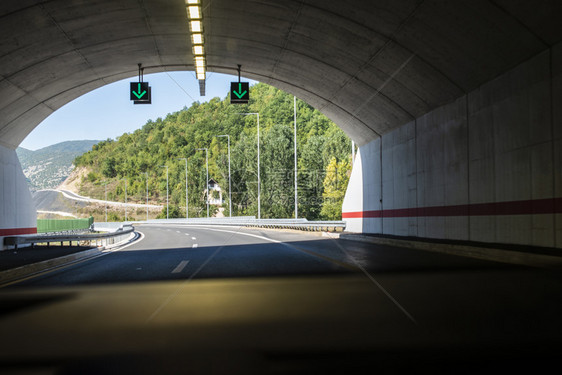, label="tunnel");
[1,0,561,248]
